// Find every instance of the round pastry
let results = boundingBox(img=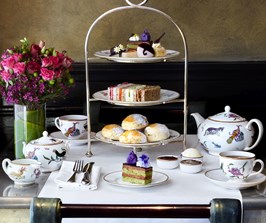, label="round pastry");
[119,130,147,144]
[101,124,124,140]
[121,114,149,131]
[137,43,155,58]
[144,123,170,142]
